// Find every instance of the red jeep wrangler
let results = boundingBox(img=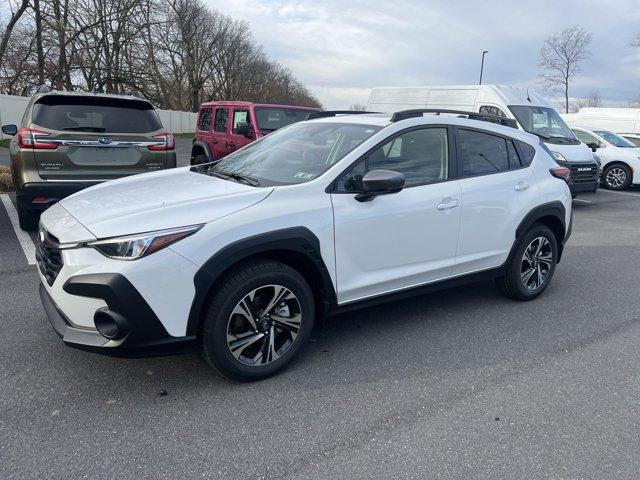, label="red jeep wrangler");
[191,101,320,164]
